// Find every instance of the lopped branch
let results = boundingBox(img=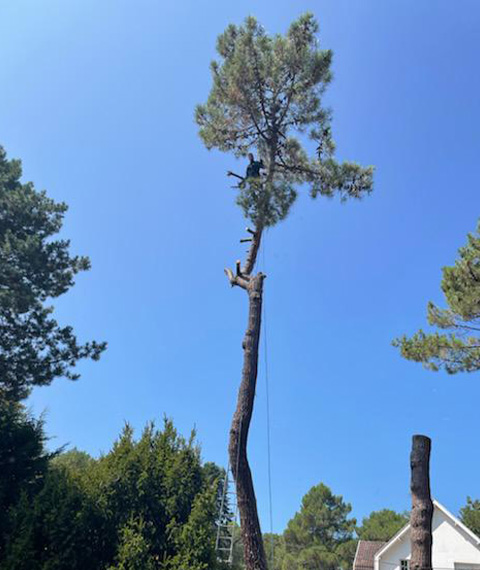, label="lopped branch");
[224,267,249,289]
[227,171,245,181]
